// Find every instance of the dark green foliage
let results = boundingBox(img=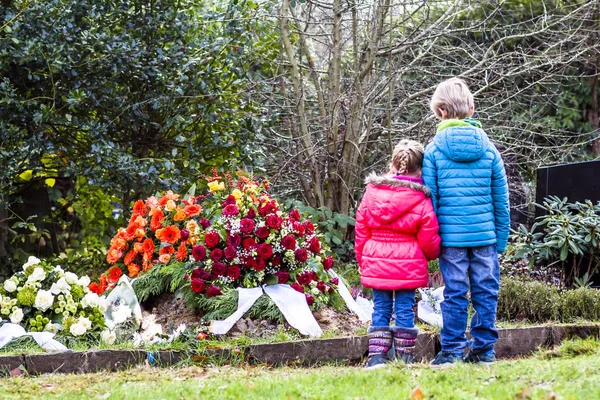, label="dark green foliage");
[0,0,279,268]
